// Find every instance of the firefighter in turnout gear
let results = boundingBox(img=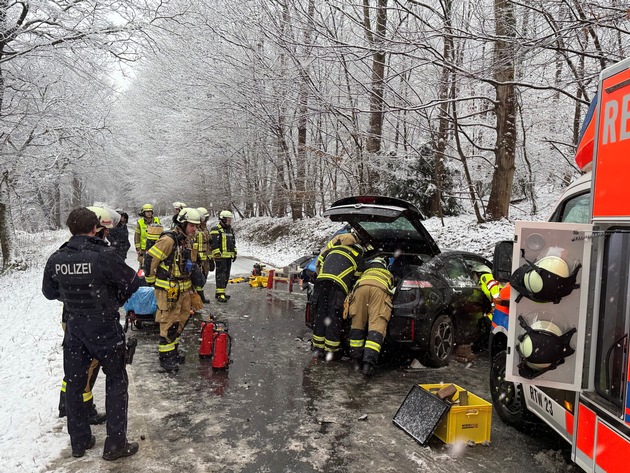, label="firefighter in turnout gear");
[347,257,394,376]
[209,210,237,303]
[171,201,187,229]
[312,242,364,361]
[57,206,117,427]
[134,204,161,268]
[316,231,359,274]
[145,207,200,372]
[42,207,140,460]
[193,207,212,303]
